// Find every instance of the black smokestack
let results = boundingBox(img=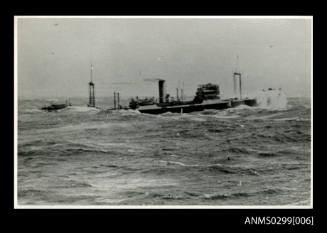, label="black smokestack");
[158,79,165,103]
